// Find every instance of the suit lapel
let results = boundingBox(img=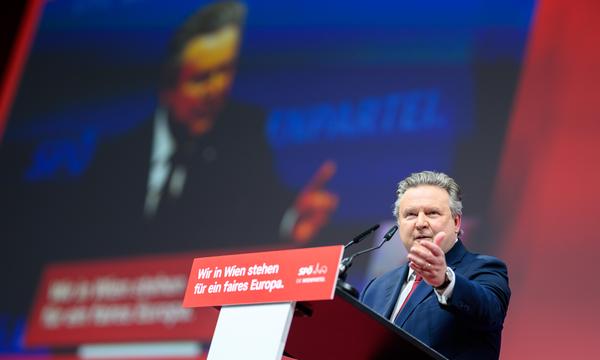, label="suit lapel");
[394,240,468,327]
[380,266,409,319]
[394,279,432,327]
[445,240,468,268]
